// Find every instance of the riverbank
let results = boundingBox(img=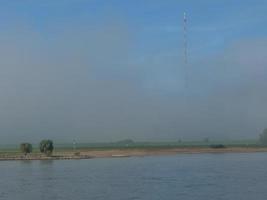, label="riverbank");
[1,147,267,161]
